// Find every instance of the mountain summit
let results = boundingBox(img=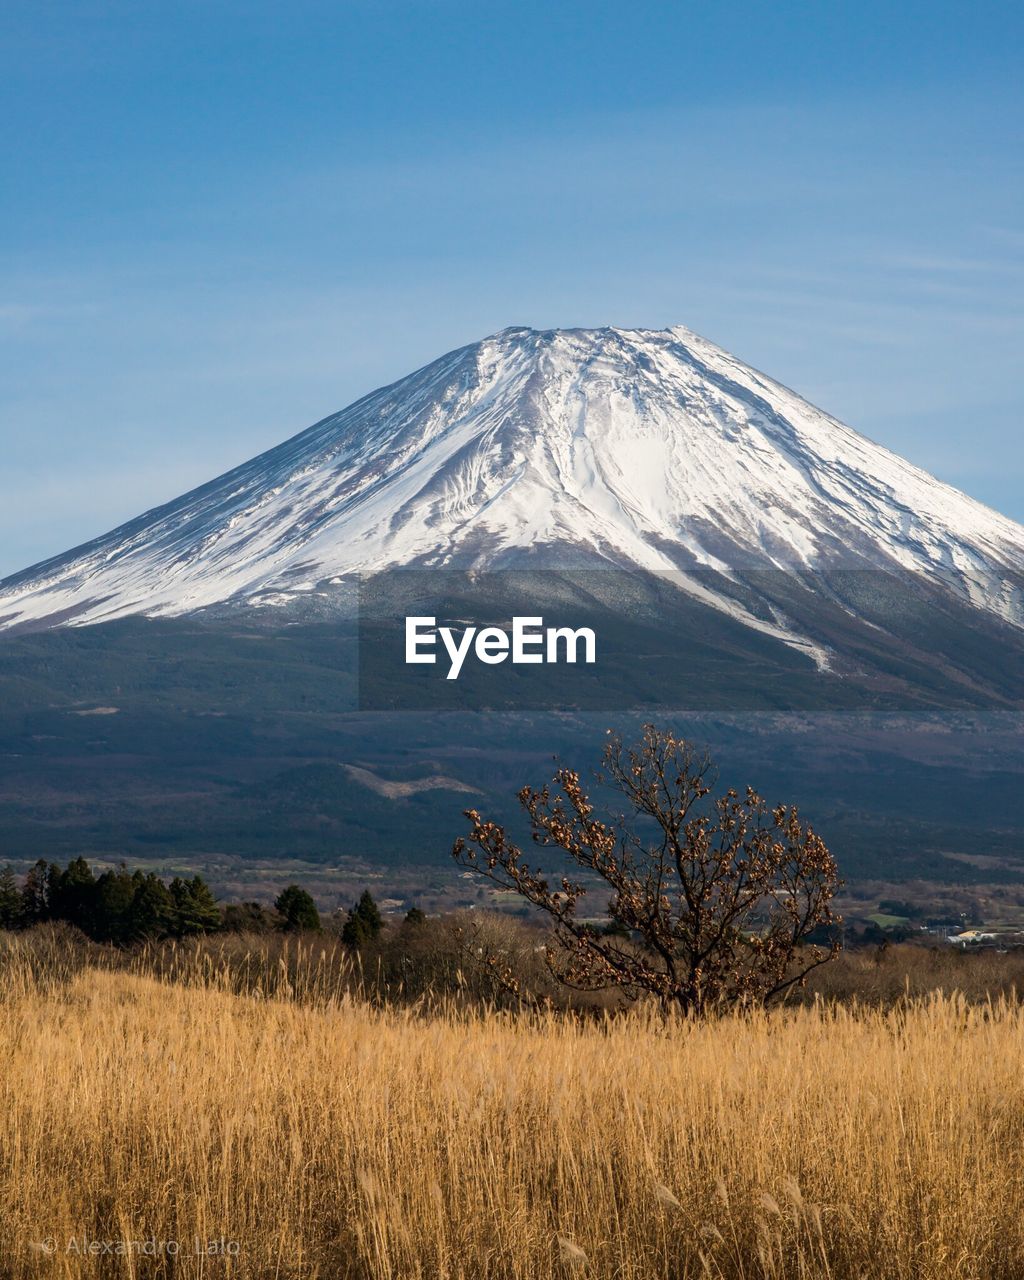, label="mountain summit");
[2,324,1023,634]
